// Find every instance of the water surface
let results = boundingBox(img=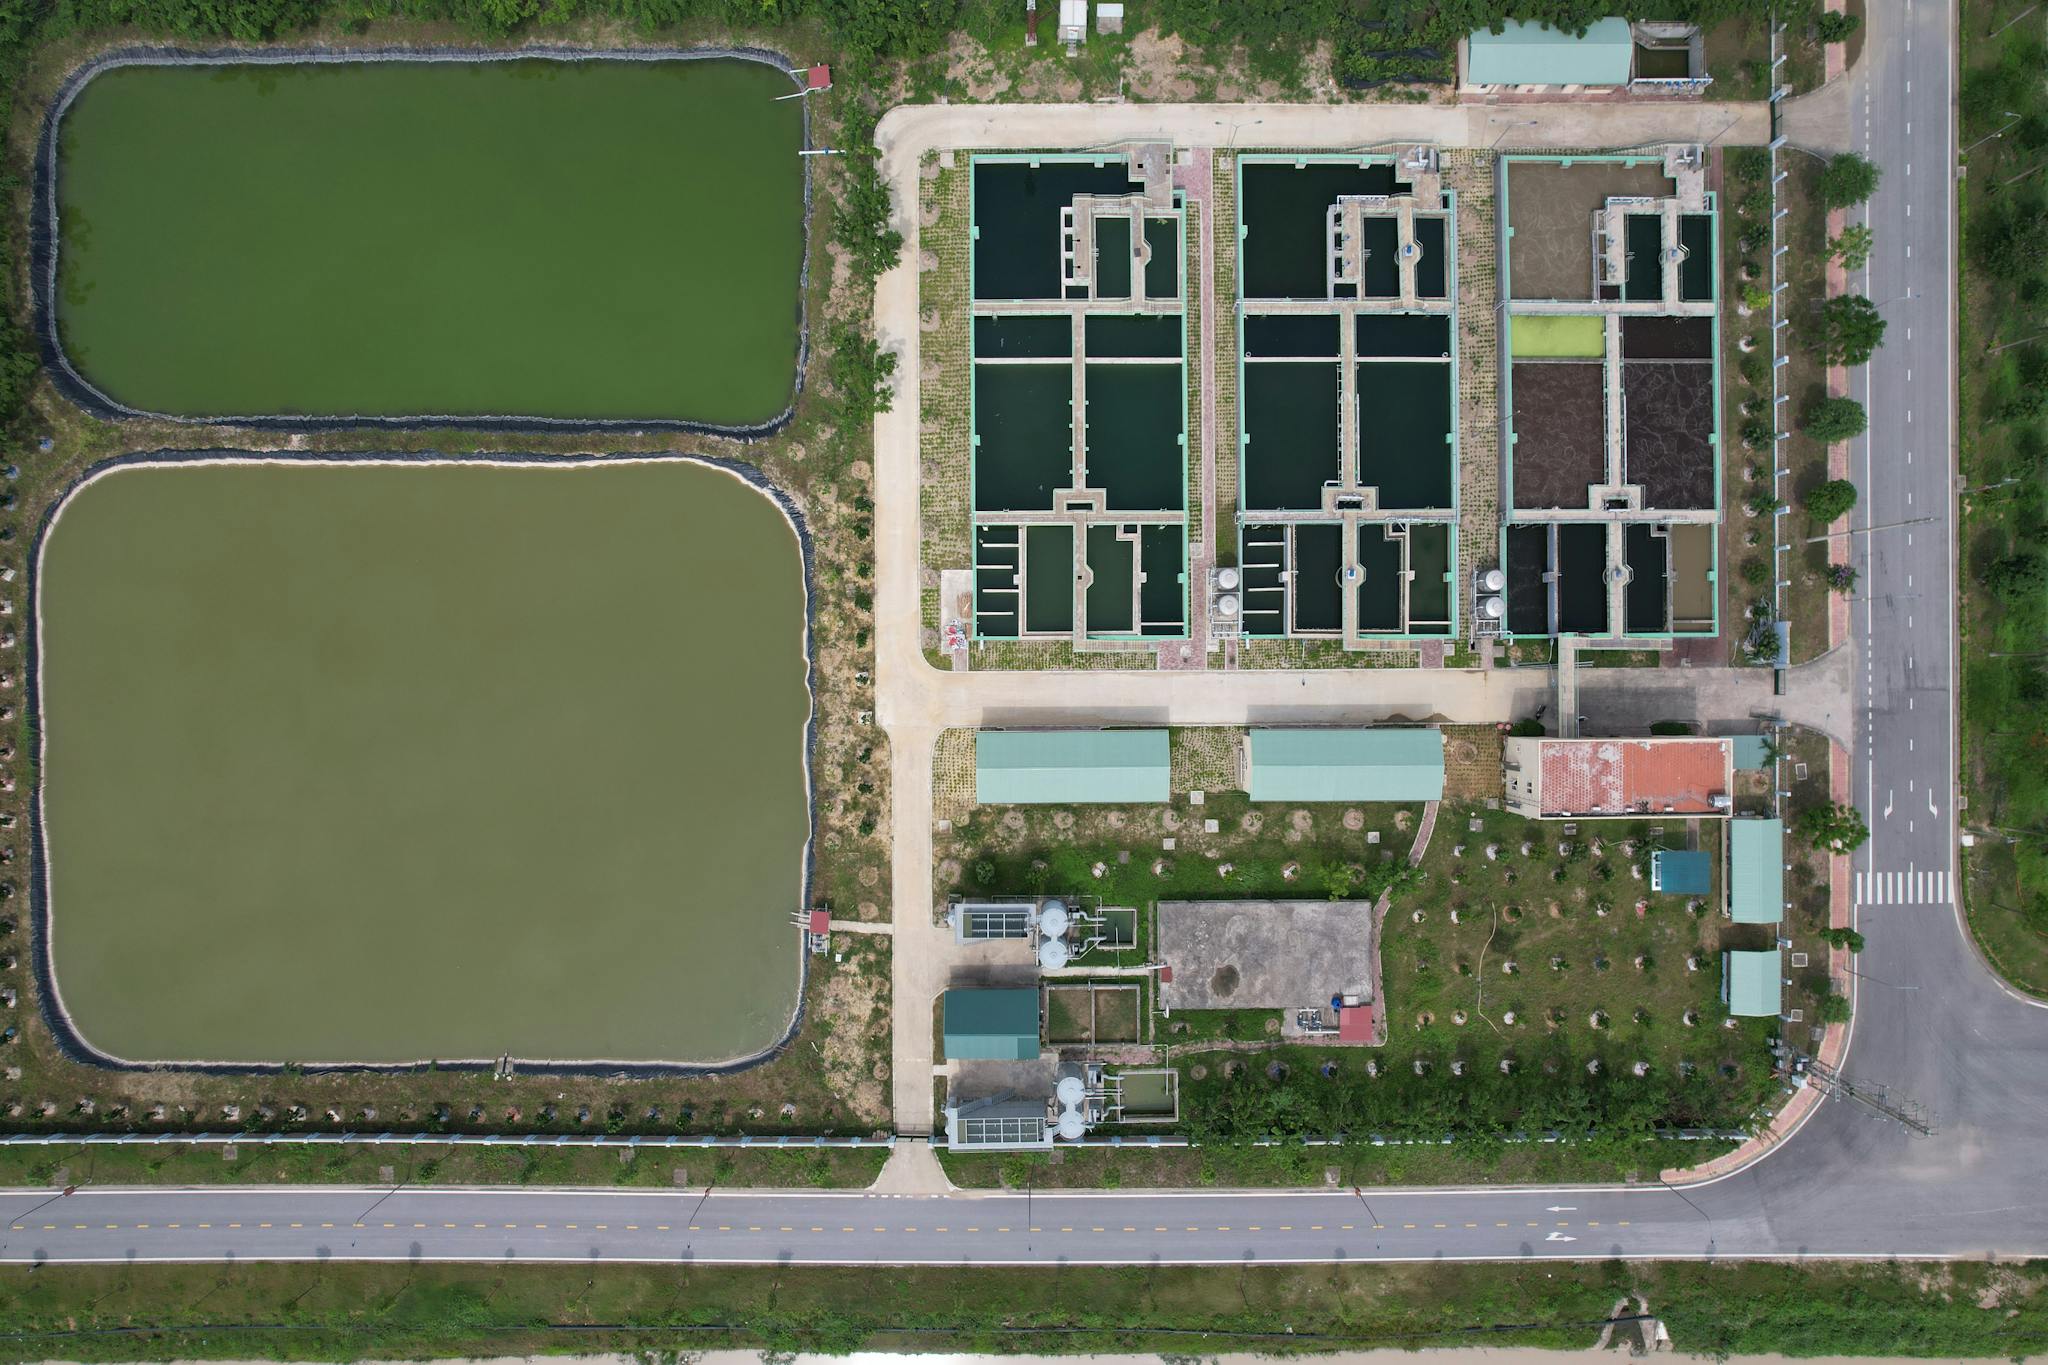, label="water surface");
[56,59,802,423]
[41,461,810,1064]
